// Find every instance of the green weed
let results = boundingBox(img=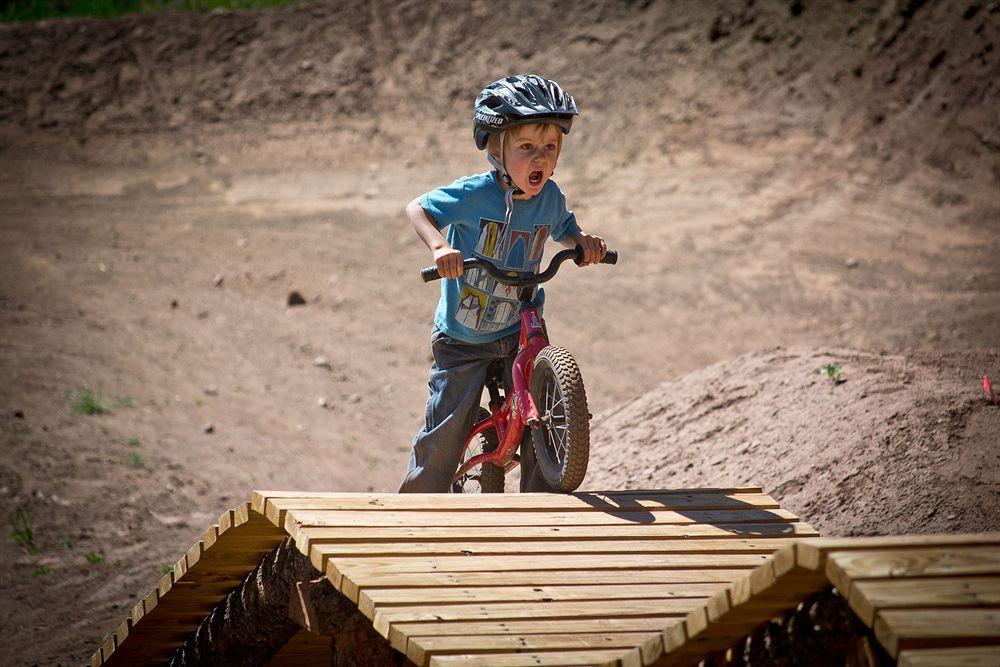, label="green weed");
[123,452,145,469]
[819,363,845,384]
[8,508,41,554]
[160,564,173,575]
[87,552,104,565]
[58,536,73,549]
[126,436,141,447]
[117,395,134,408]
[70,388,109,415]
[32,566,52,576]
